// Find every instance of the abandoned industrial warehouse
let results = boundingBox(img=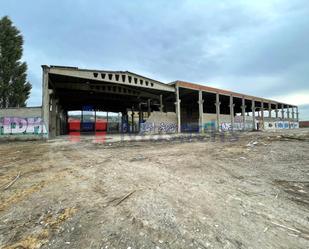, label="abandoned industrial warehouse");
[0,65,300,139]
